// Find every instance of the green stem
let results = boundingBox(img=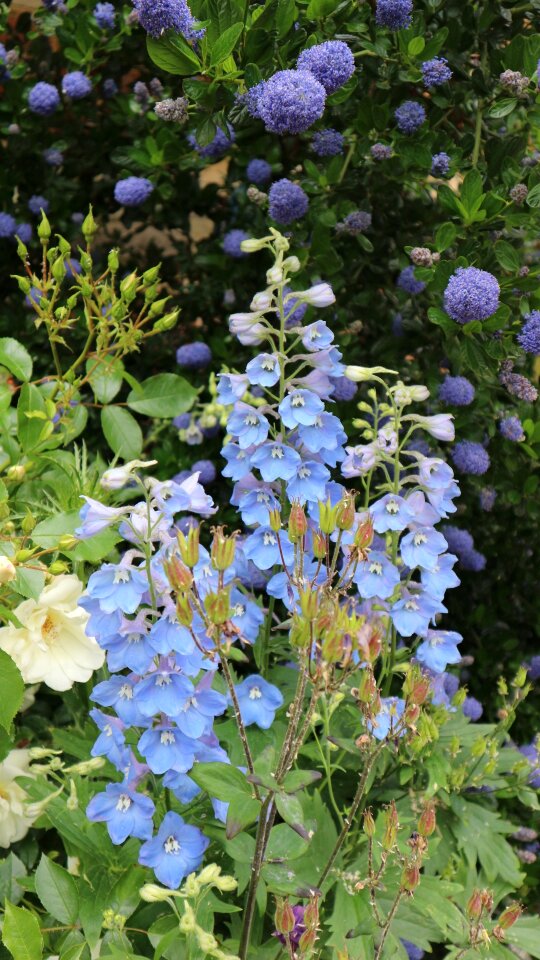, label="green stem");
[472,102,483,167]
